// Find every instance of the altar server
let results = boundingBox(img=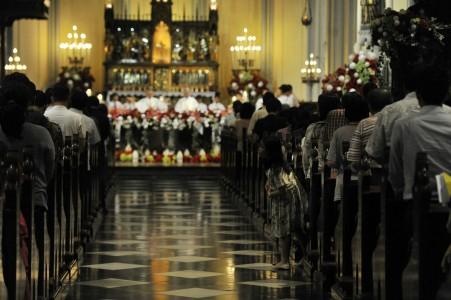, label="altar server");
[175,89,199,113]
[208,92,226,113]
[136,90,160,113]
[278,84,296,107]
